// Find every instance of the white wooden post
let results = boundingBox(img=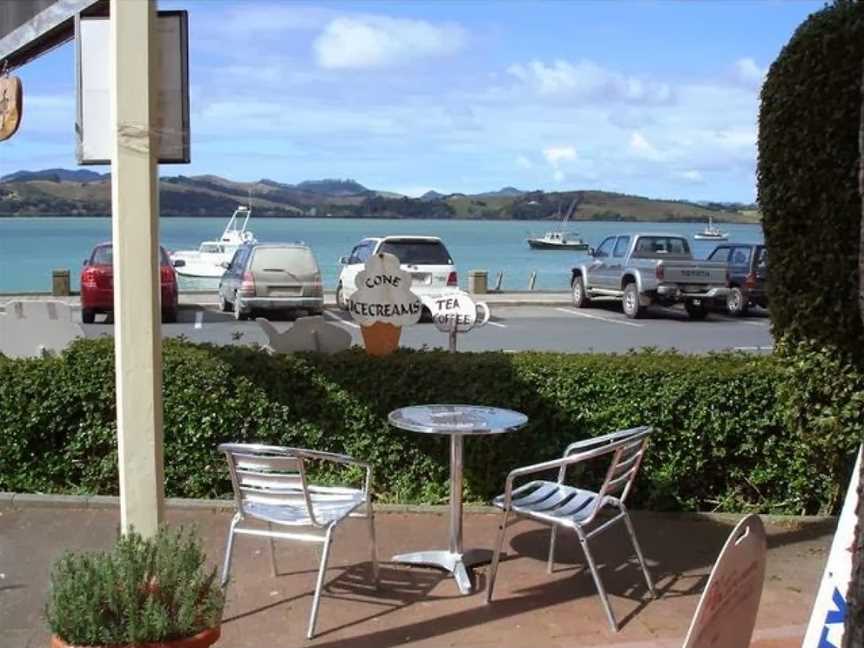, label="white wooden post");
[110,0,164,536]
